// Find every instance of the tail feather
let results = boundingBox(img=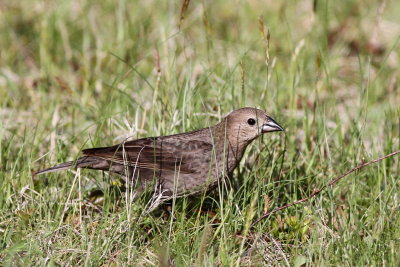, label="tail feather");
[33,156,115,177]
[33,161,75,177]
